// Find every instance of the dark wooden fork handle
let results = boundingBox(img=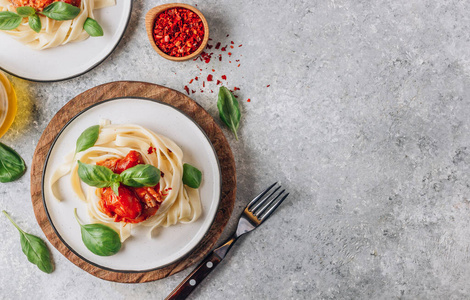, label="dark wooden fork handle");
[165,252,222,300]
